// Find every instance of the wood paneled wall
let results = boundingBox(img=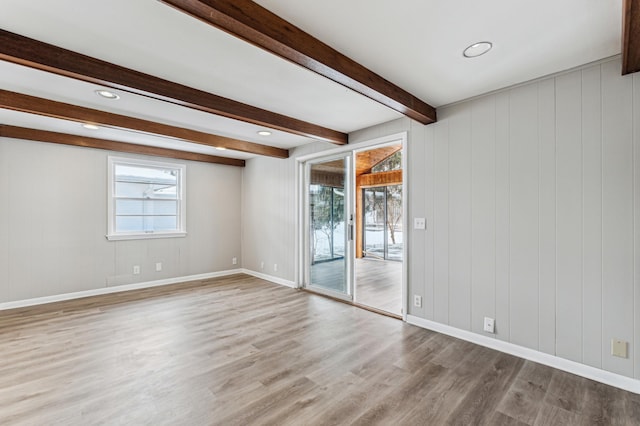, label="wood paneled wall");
[245,56,640,382]
[0,138,243,303]
[403,57,639,379]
